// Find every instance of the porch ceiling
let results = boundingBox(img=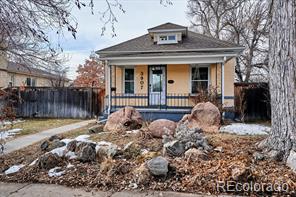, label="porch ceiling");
[103,53,235,66]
